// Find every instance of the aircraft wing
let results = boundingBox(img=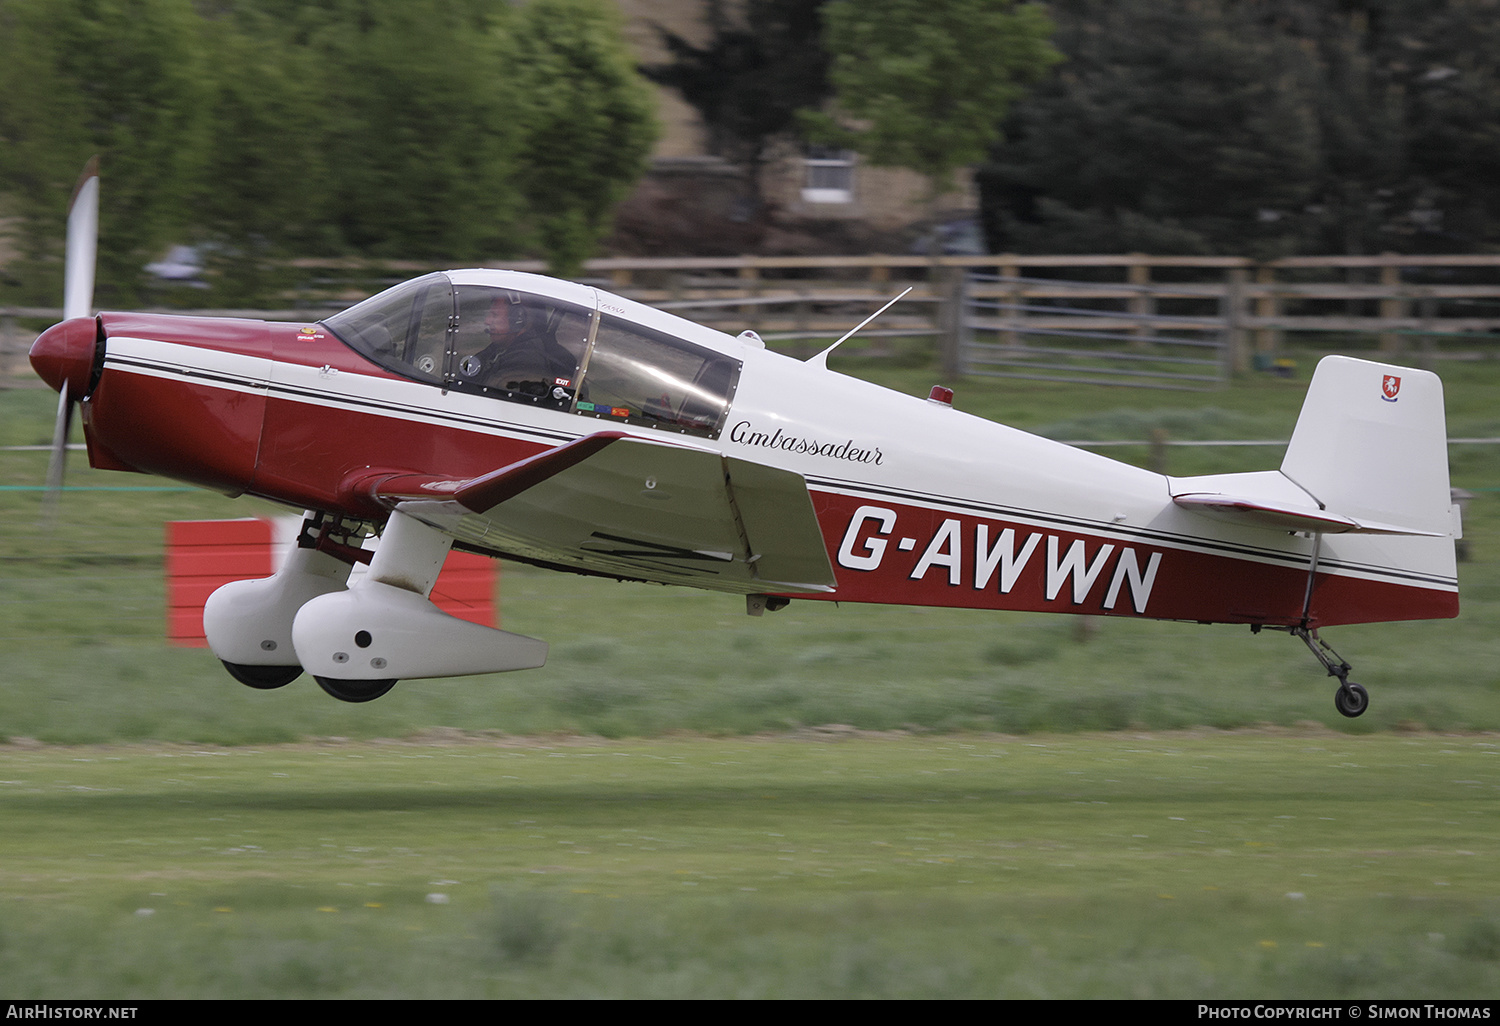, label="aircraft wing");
[368,431,837,594]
